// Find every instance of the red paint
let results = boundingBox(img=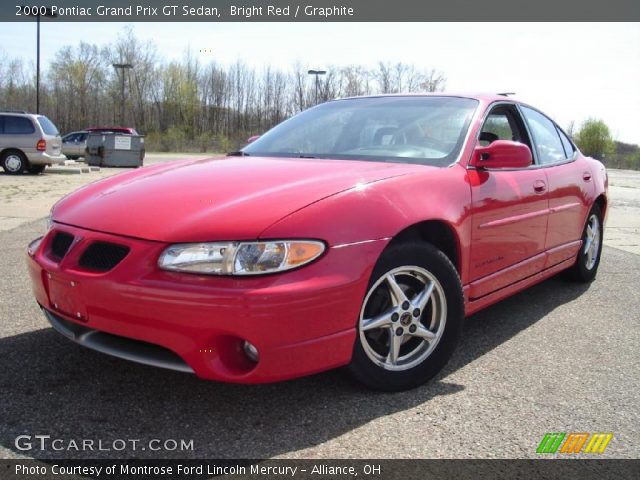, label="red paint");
[27,94,608,383]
